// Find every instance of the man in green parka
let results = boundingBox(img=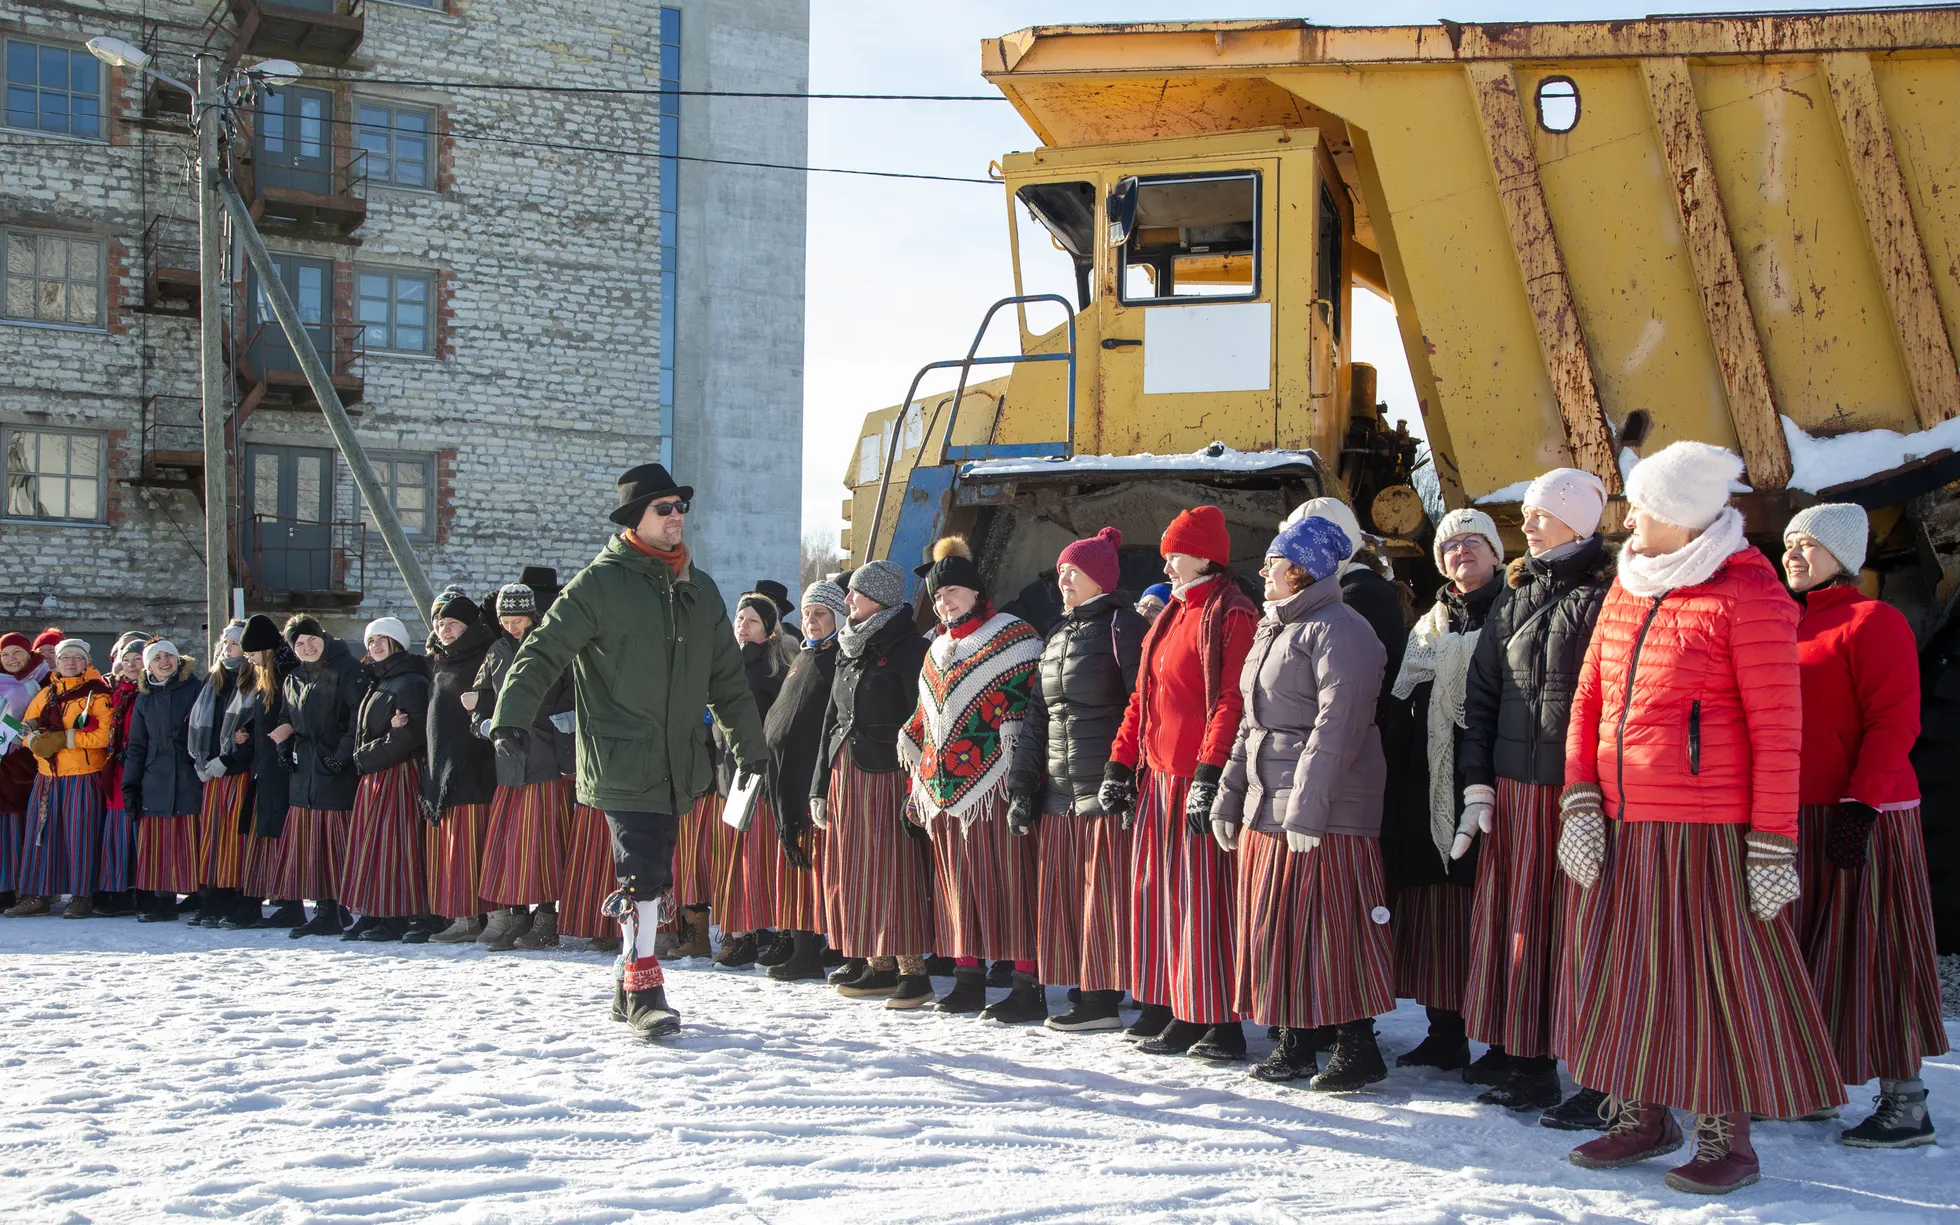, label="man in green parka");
[494,462,764,1040]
